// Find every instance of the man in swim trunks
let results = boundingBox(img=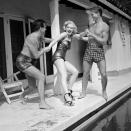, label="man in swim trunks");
[16,19,53,109]
[79,7,109,101]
